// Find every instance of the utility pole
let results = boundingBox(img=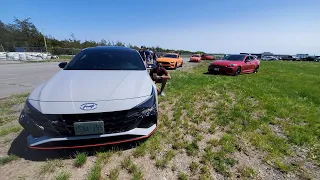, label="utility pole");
[41,21,48,52]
